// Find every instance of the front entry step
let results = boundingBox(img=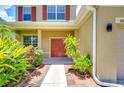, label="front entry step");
[43,57,73,65]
